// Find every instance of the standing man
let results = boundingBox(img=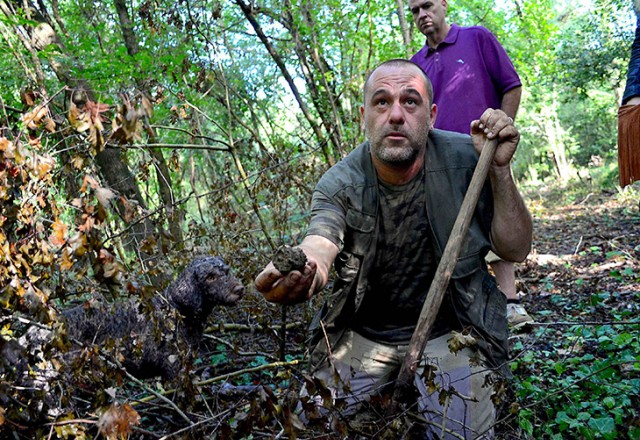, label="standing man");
[255,59,533,439]
[619,0,640,187]
[409,0,533,327]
